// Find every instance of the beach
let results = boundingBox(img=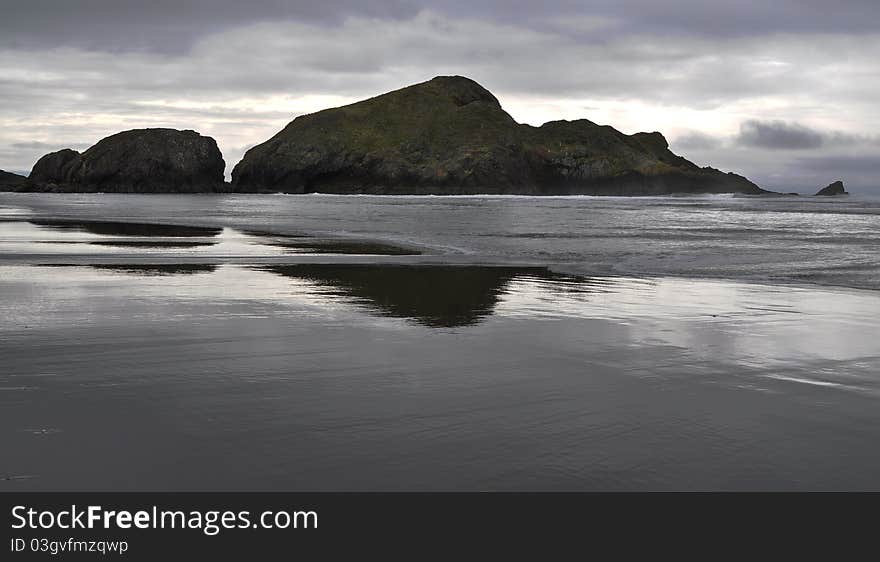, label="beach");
[2,193,880,490]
